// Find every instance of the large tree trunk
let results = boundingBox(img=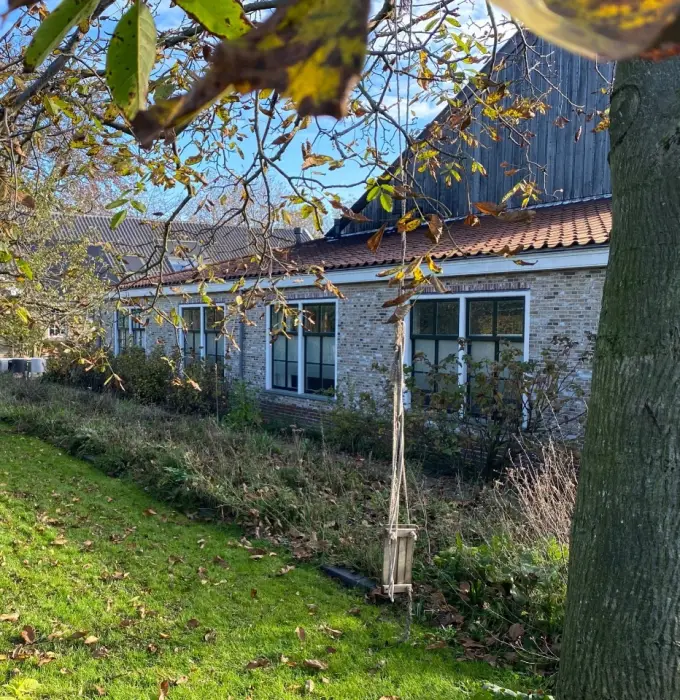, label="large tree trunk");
[557,56,680,699]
